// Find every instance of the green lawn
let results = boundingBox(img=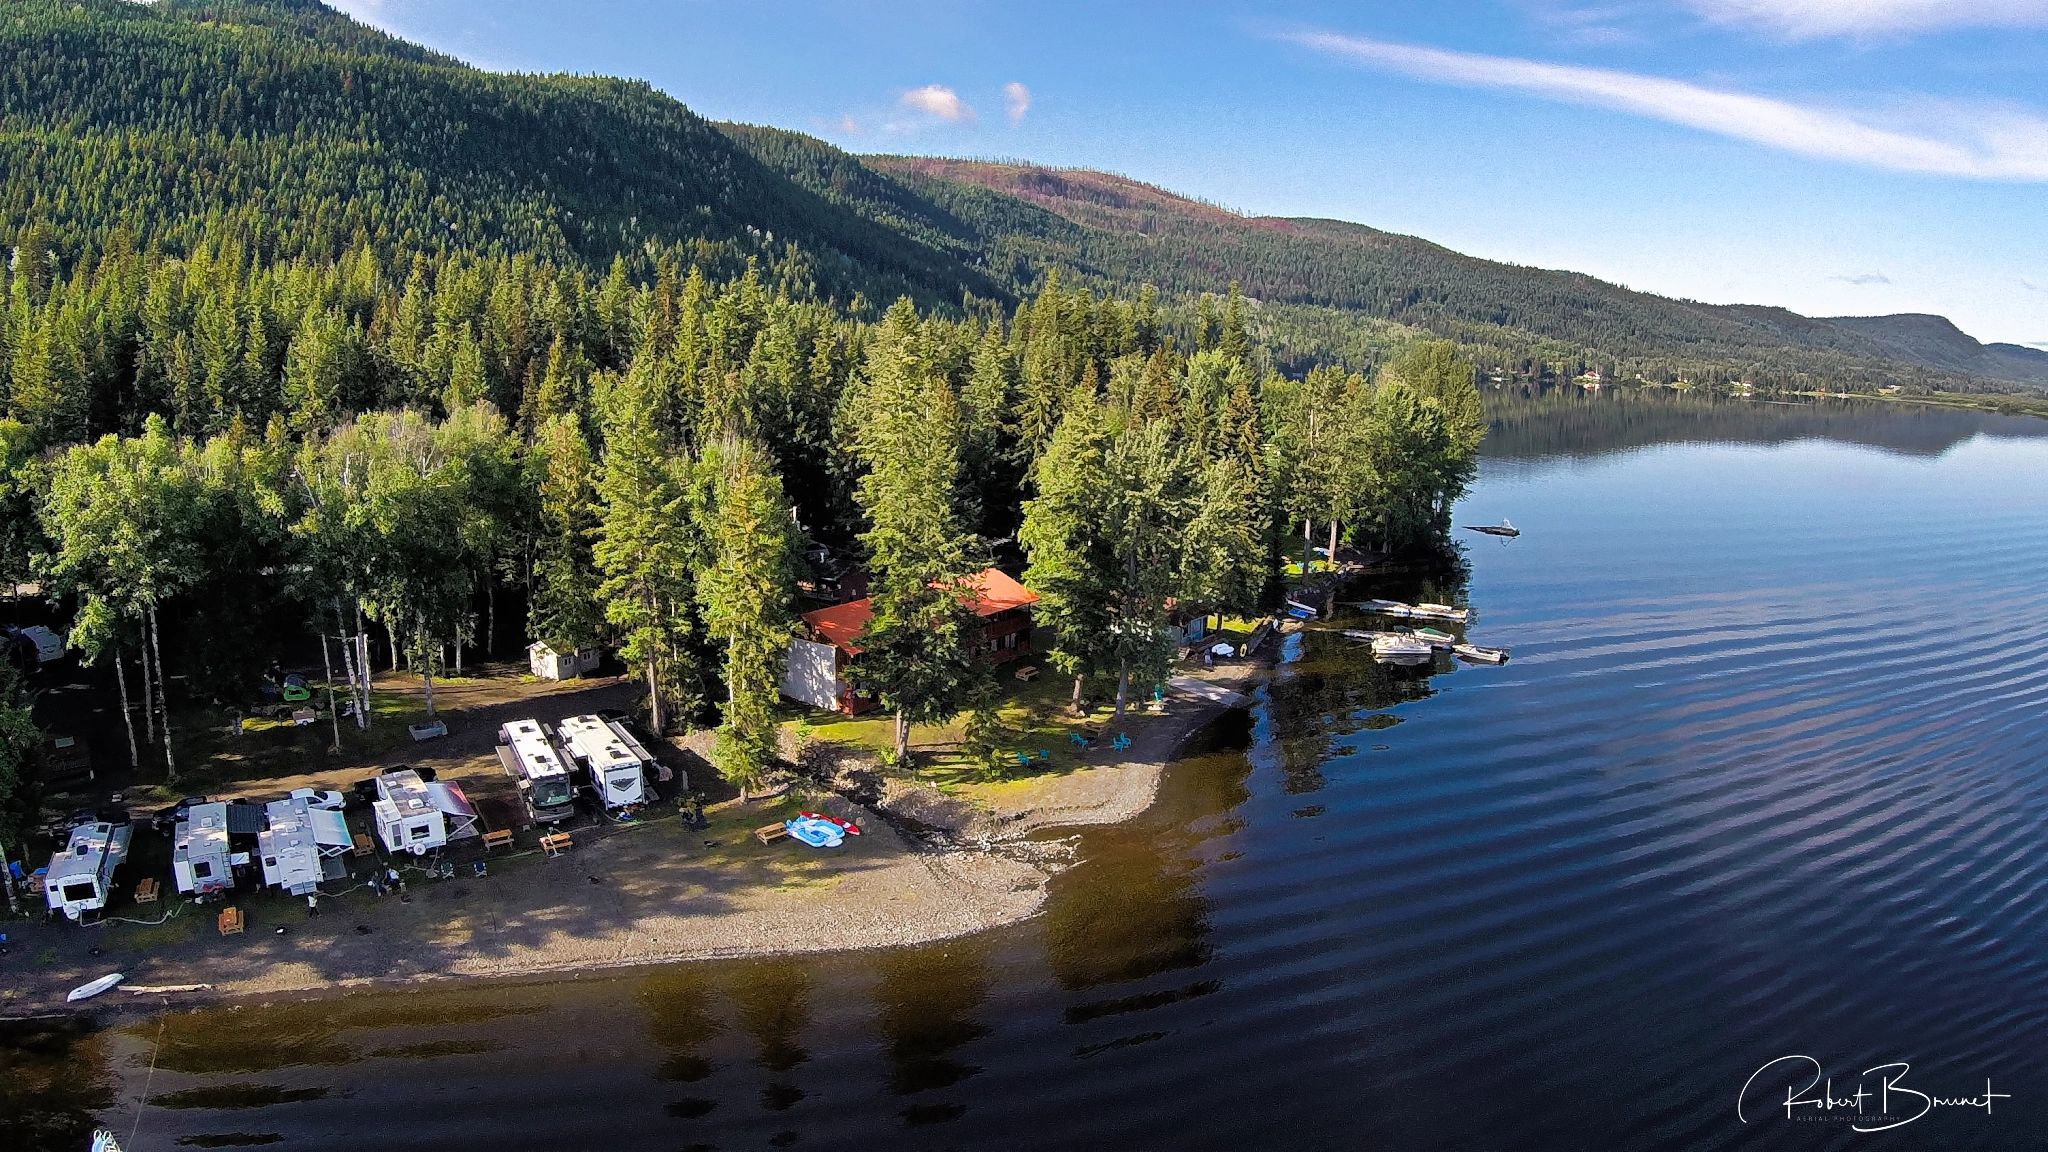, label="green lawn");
[787,657,1165,790]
